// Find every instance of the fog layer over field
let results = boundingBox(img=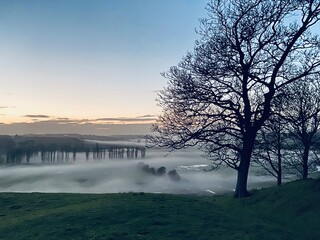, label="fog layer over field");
[0,145,275,195]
